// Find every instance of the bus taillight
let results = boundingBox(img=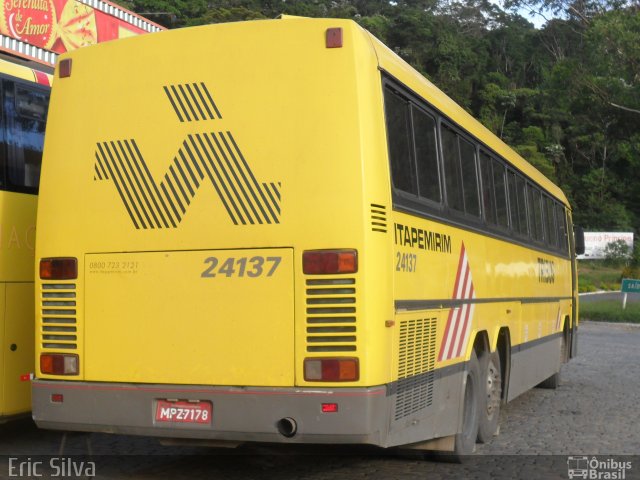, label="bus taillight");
[39,257,78,280]
[40,354,79,375]
[304,358,359,382]
[302,249,357,275]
